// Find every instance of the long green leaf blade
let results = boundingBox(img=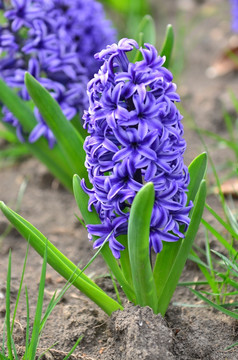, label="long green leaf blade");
[155,180,207,316]
[63,335,84,360]
[0,83,73,191]
[11,244,29,334]
[205,203,238,241]
[73,174,135,302]
[189,288,238,319]
[160,24,174,68]
[153,153,207,311]
[6,251,13,360]
[128,182,158,312]
[28,247,48,359]
[0,78,36,131]
[25,286,30,359]
[0,201,122,315]
[24,72,88,184]
[187,152,207,203]
[201,218,237,257]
